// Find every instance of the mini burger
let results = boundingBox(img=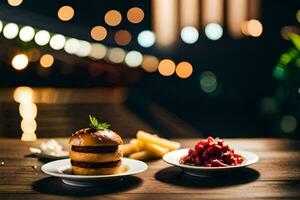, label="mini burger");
[69,115,123,175]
